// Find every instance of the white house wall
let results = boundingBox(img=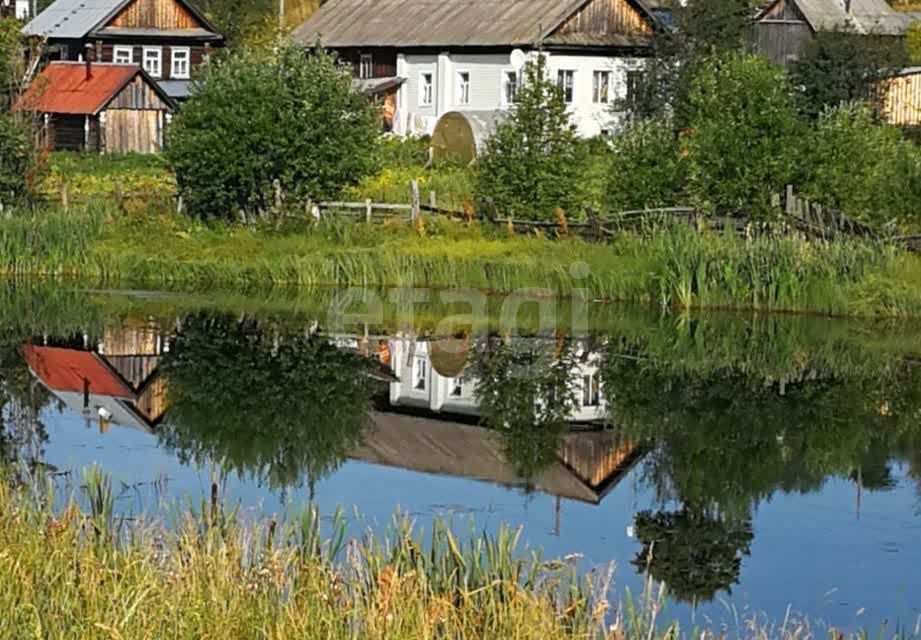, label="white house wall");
[393,50,647,138]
